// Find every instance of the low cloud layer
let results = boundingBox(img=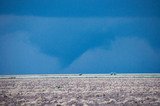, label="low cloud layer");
[0,32,61,74]
[0,15,160,74]
[65,37,160,73]
[0,15,160,66]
